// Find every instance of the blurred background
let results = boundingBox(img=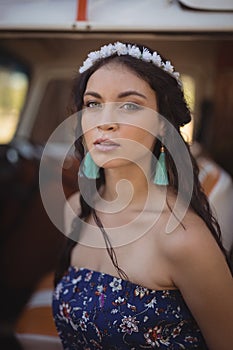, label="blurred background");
[0,1,233,349]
